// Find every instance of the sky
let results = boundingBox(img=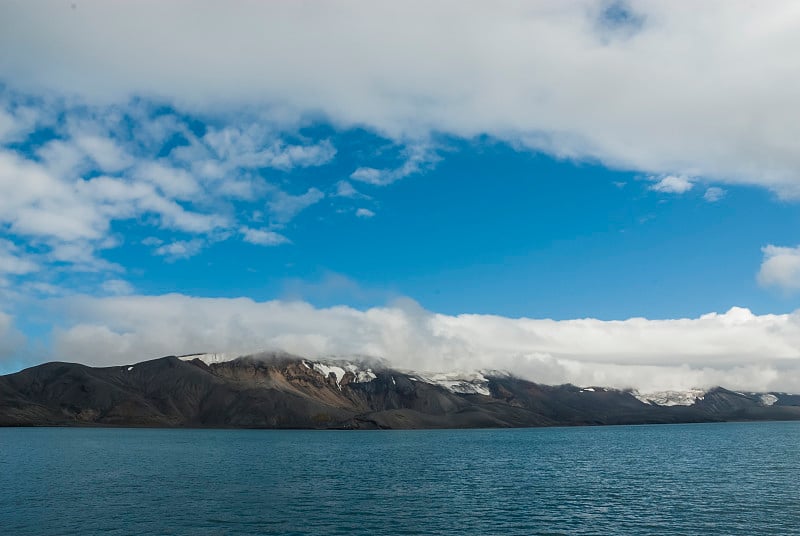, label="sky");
[2,1,800,393]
